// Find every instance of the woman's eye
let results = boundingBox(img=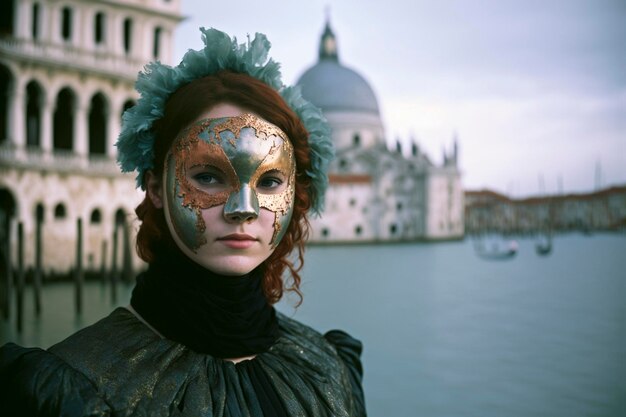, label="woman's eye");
[193,172,221,185]
[258,176,284,190]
